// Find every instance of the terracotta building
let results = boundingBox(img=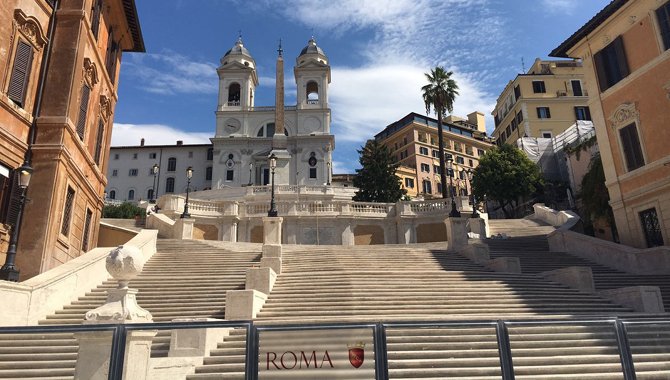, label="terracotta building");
[492,58,591,145]
[375,112,493,200]
[551,0,670,248]
[0,0,143,280]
